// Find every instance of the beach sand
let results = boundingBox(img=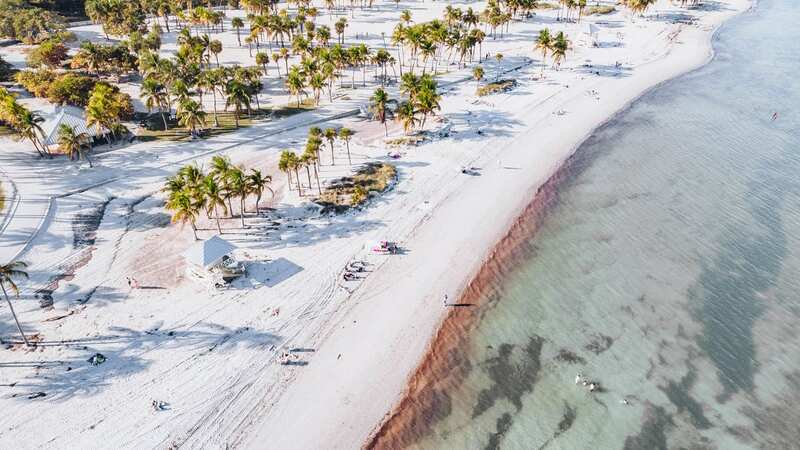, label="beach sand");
[0,0,751,448]
[242,1,752,449]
